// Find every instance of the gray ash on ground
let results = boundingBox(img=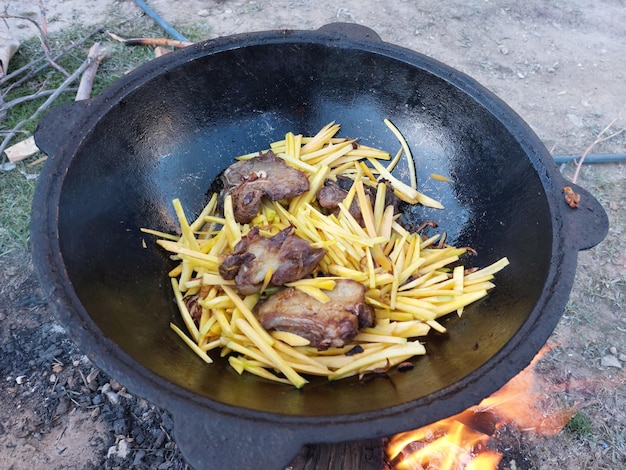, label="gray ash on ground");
[0,255,190,469]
